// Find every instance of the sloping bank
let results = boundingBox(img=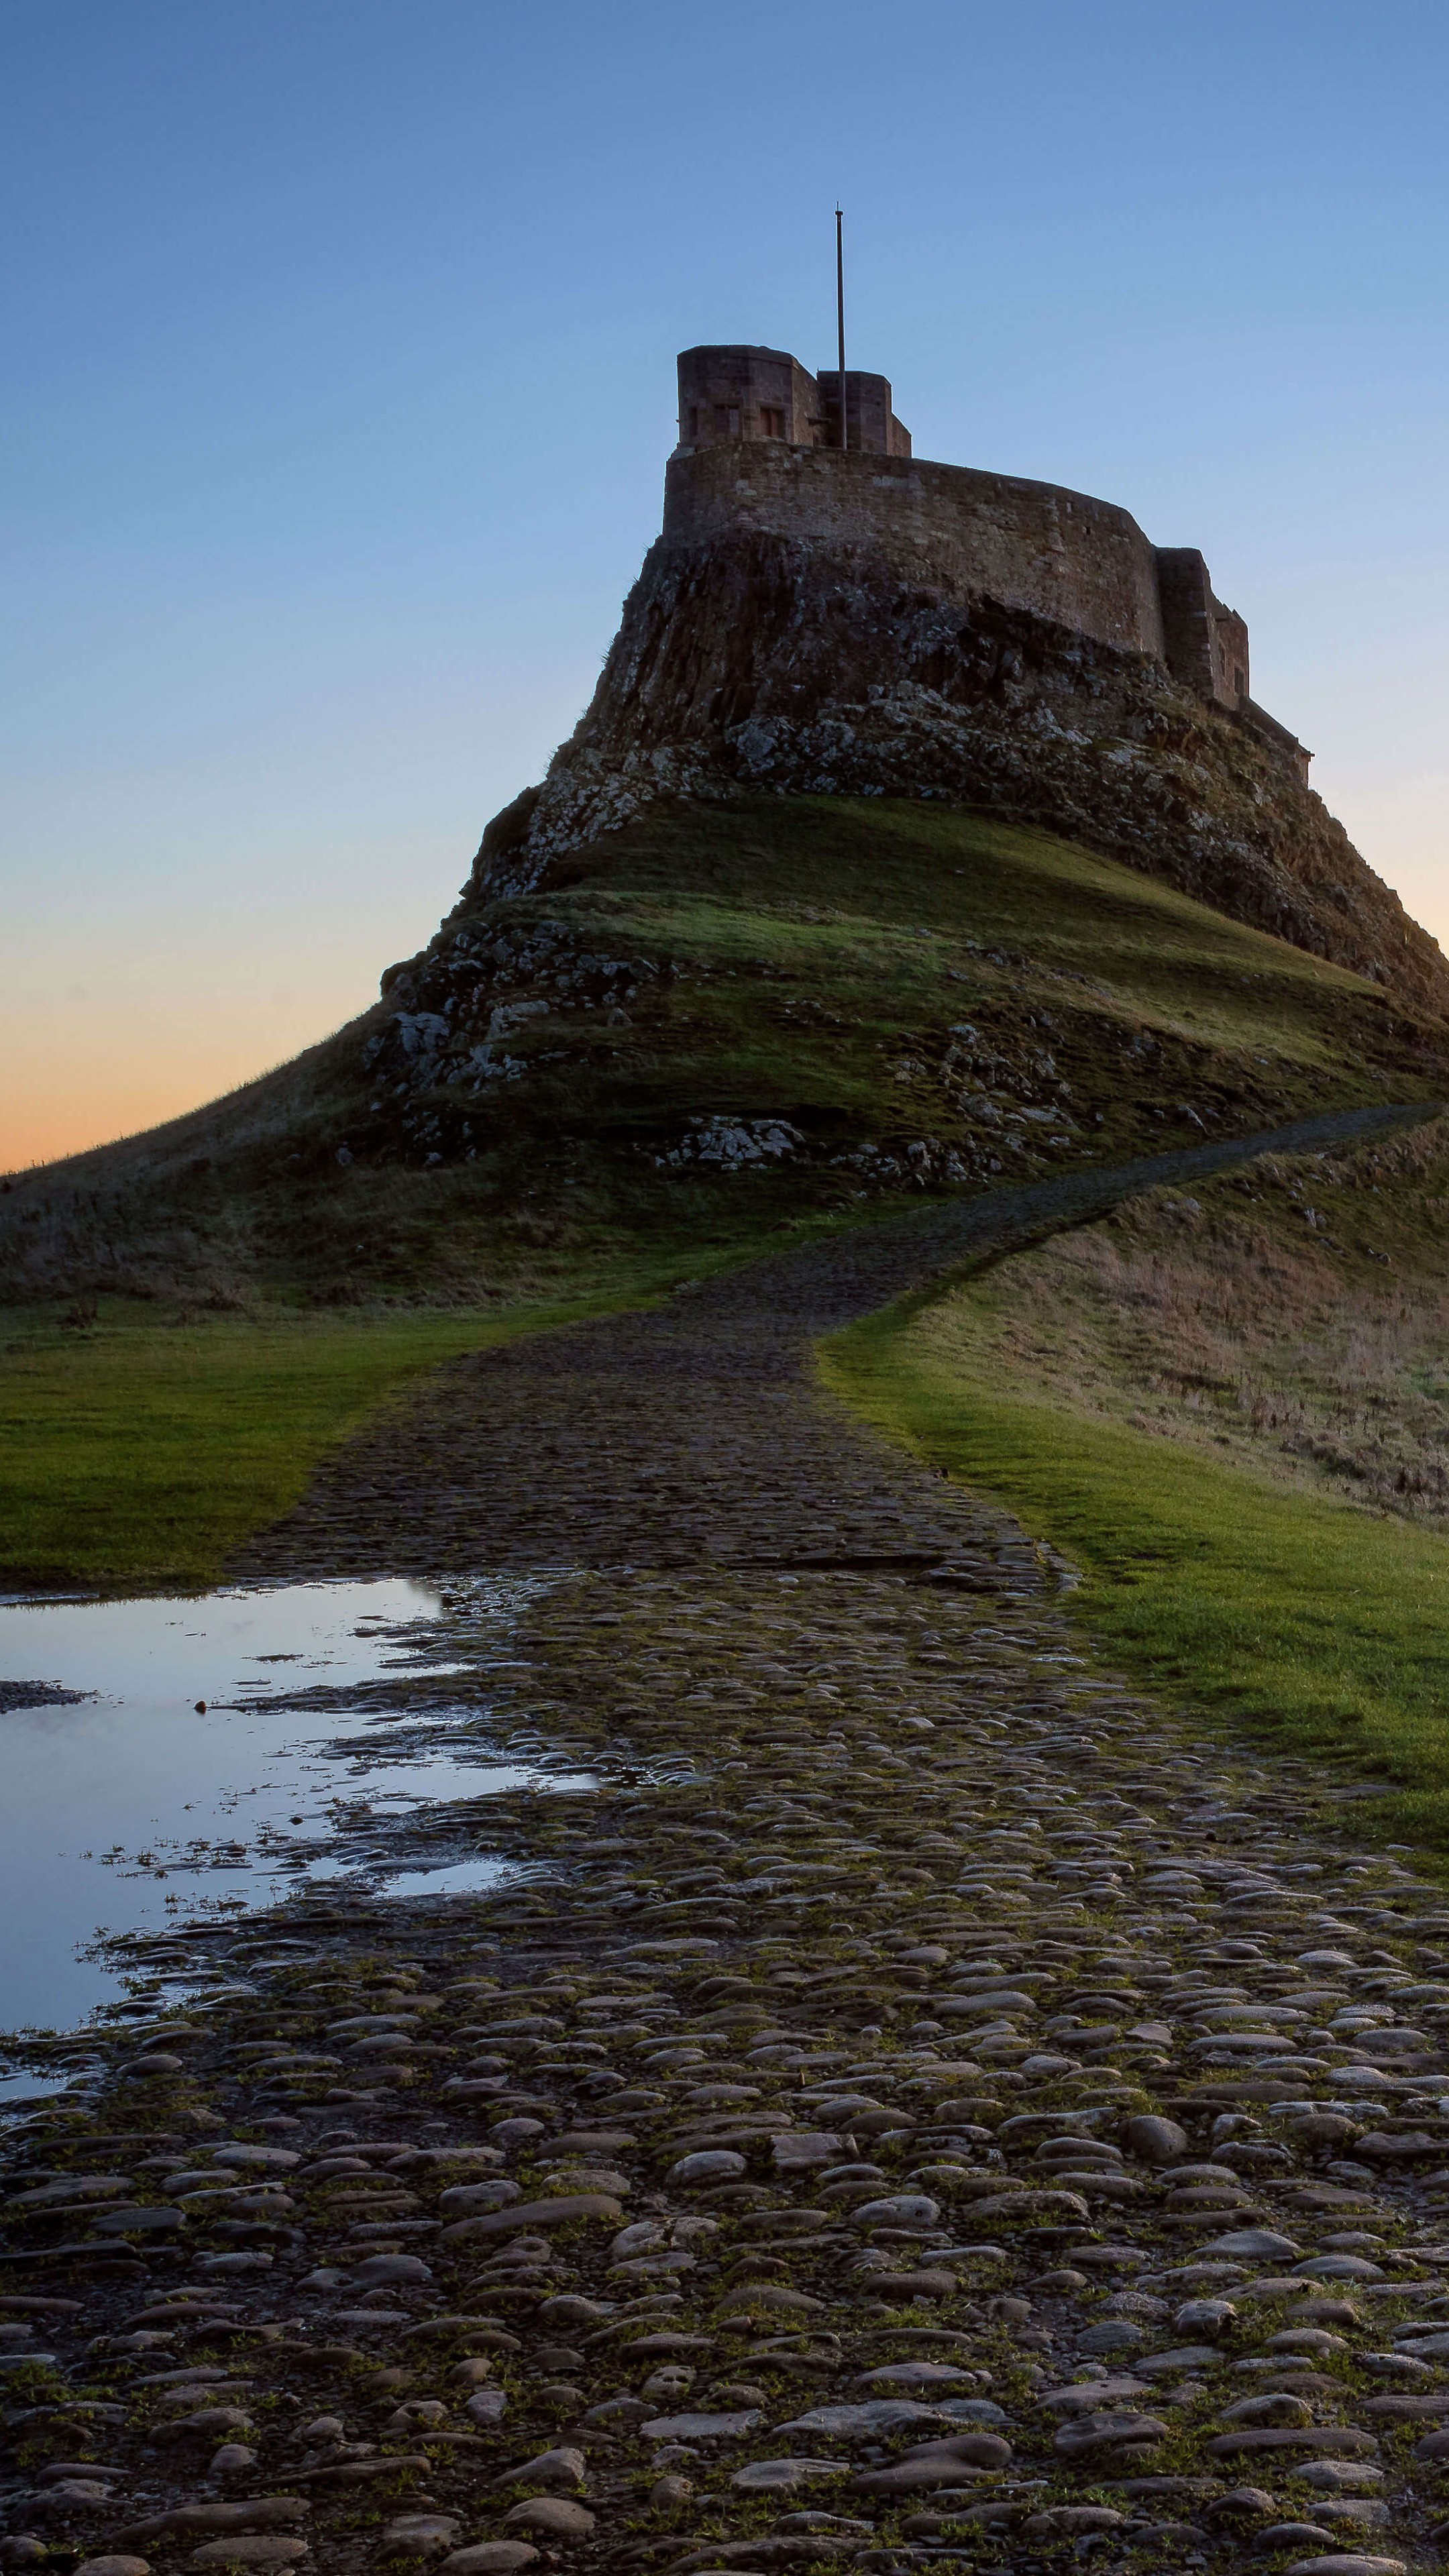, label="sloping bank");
[823,1111,1449,1862]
